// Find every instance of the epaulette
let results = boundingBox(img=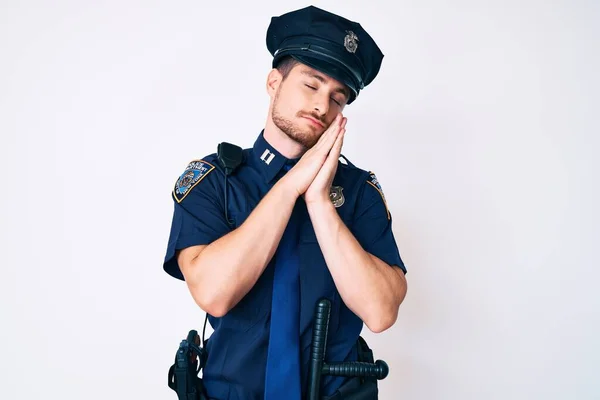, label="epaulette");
[337,154,390,219]
[338,154,357,169]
